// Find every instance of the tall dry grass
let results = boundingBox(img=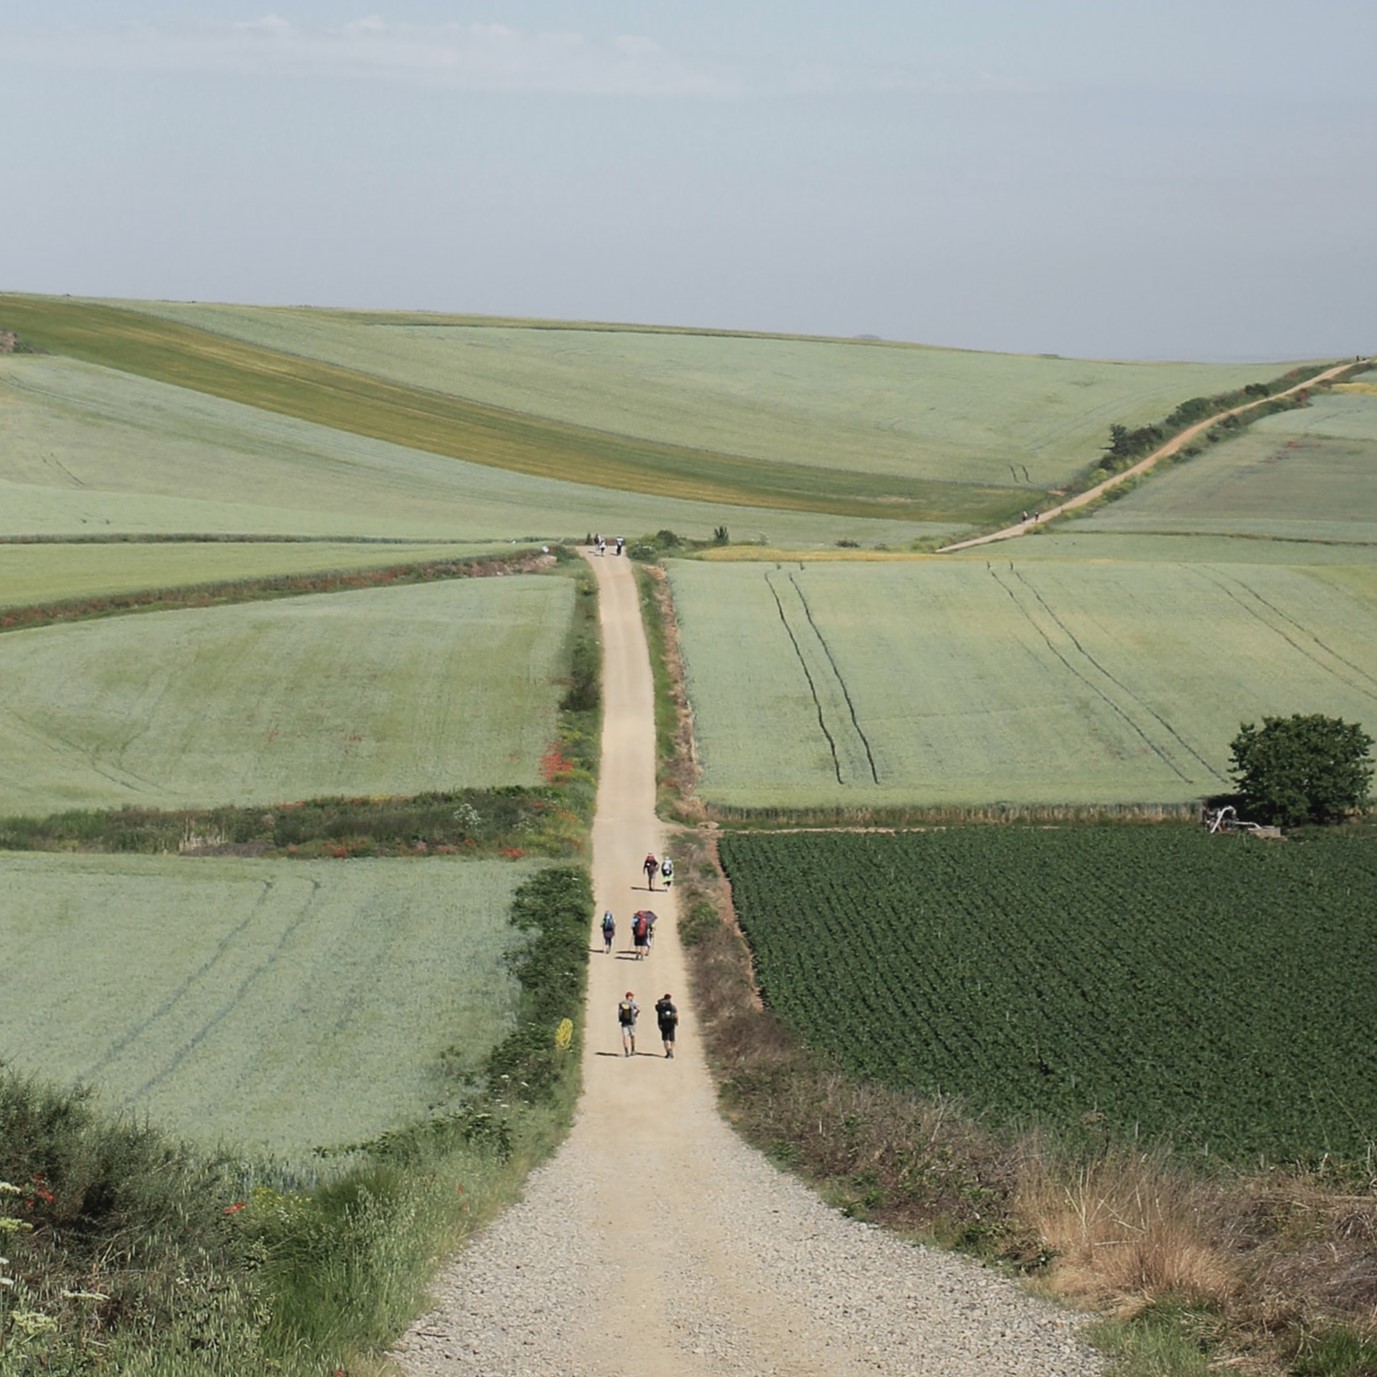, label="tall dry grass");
[1016,1141,1237,1315]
